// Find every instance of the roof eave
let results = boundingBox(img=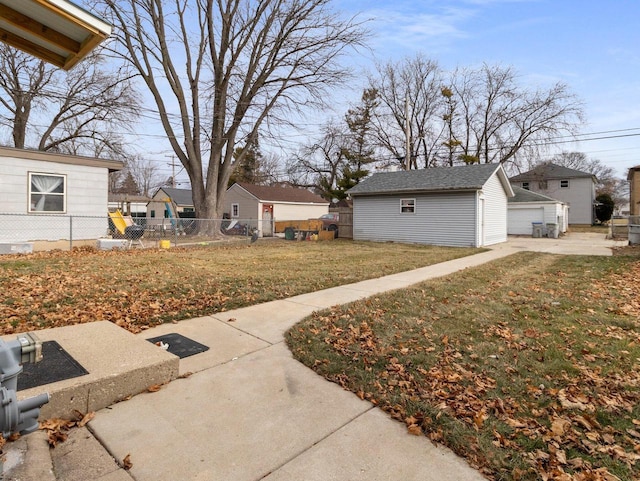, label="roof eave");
[0,0,112,71]
[350,187,483,197]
